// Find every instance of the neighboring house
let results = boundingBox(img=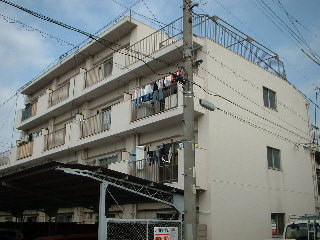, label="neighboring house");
[0,15,318,240]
